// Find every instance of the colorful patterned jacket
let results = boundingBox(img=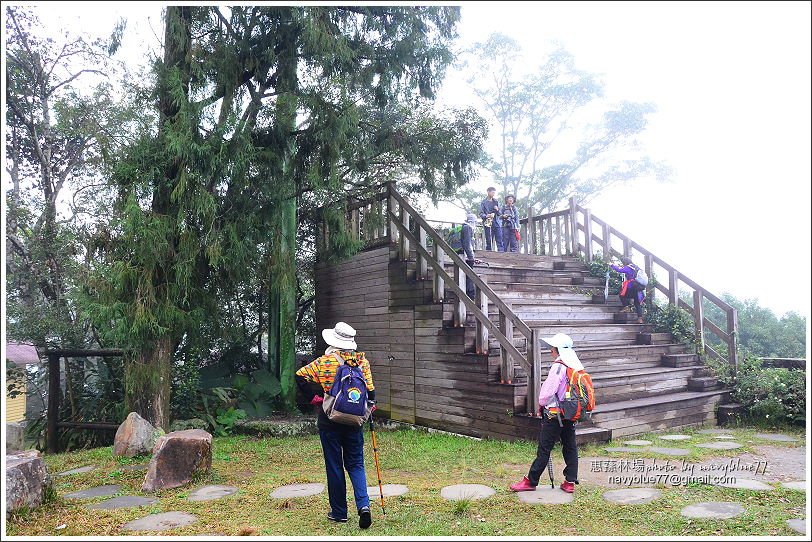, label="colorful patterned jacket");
[296,350,375,395]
